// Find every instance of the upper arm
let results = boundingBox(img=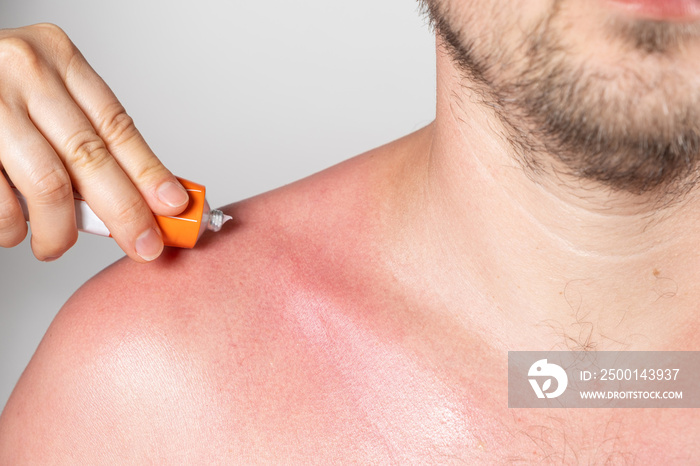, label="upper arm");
[0,197,338,463]
[0,256,235,463]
